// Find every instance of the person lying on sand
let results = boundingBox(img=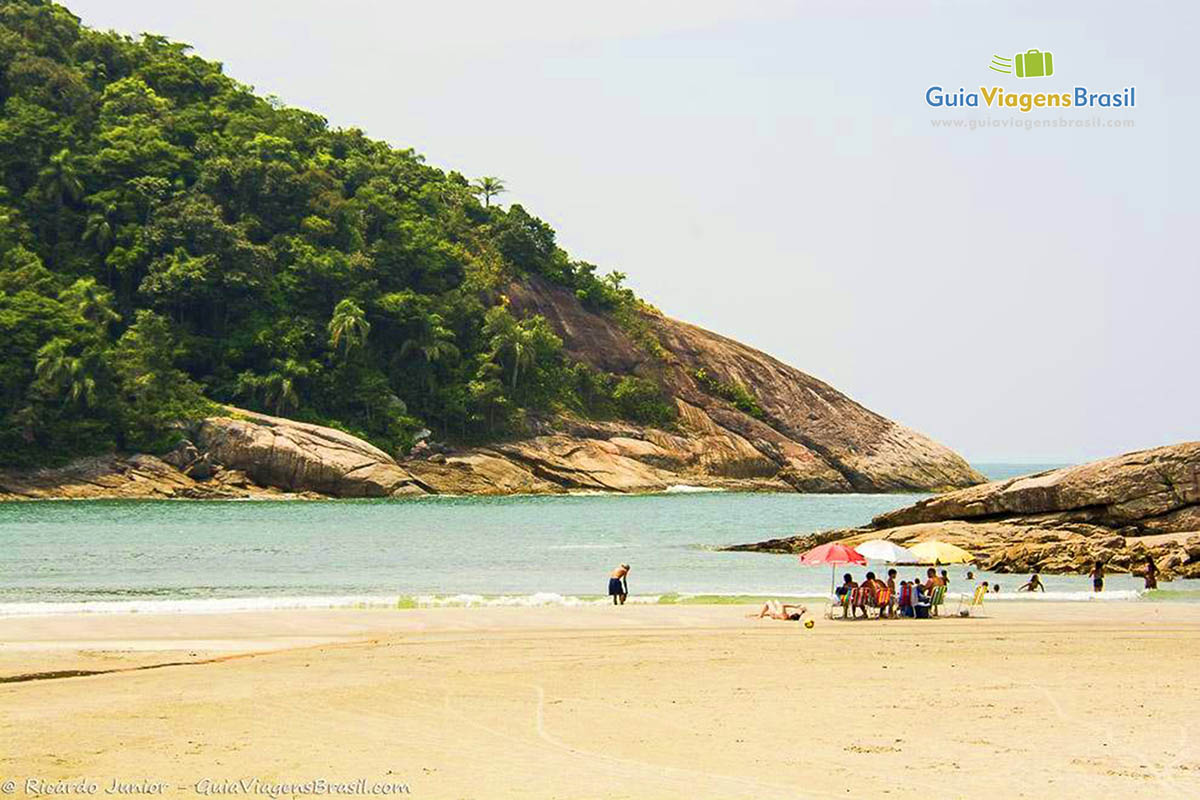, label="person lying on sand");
[748,601,808,621]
